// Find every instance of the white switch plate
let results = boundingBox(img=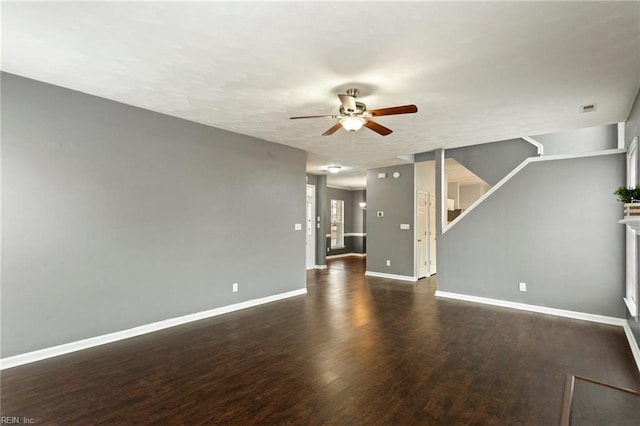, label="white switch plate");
[294,223,302,230]
[386,260,391,266]
[519,282,526,292]
[233,283,238,292]
[378,172,387,179]
[400,224,410,230]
